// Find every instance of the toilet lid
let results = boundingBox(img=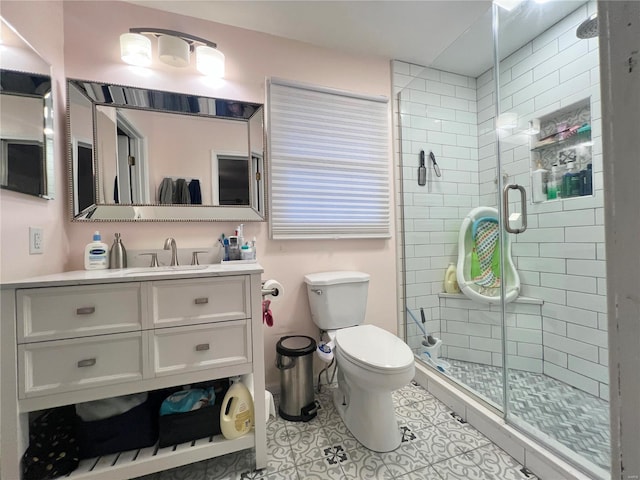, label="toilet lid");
[335,324,414,372]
